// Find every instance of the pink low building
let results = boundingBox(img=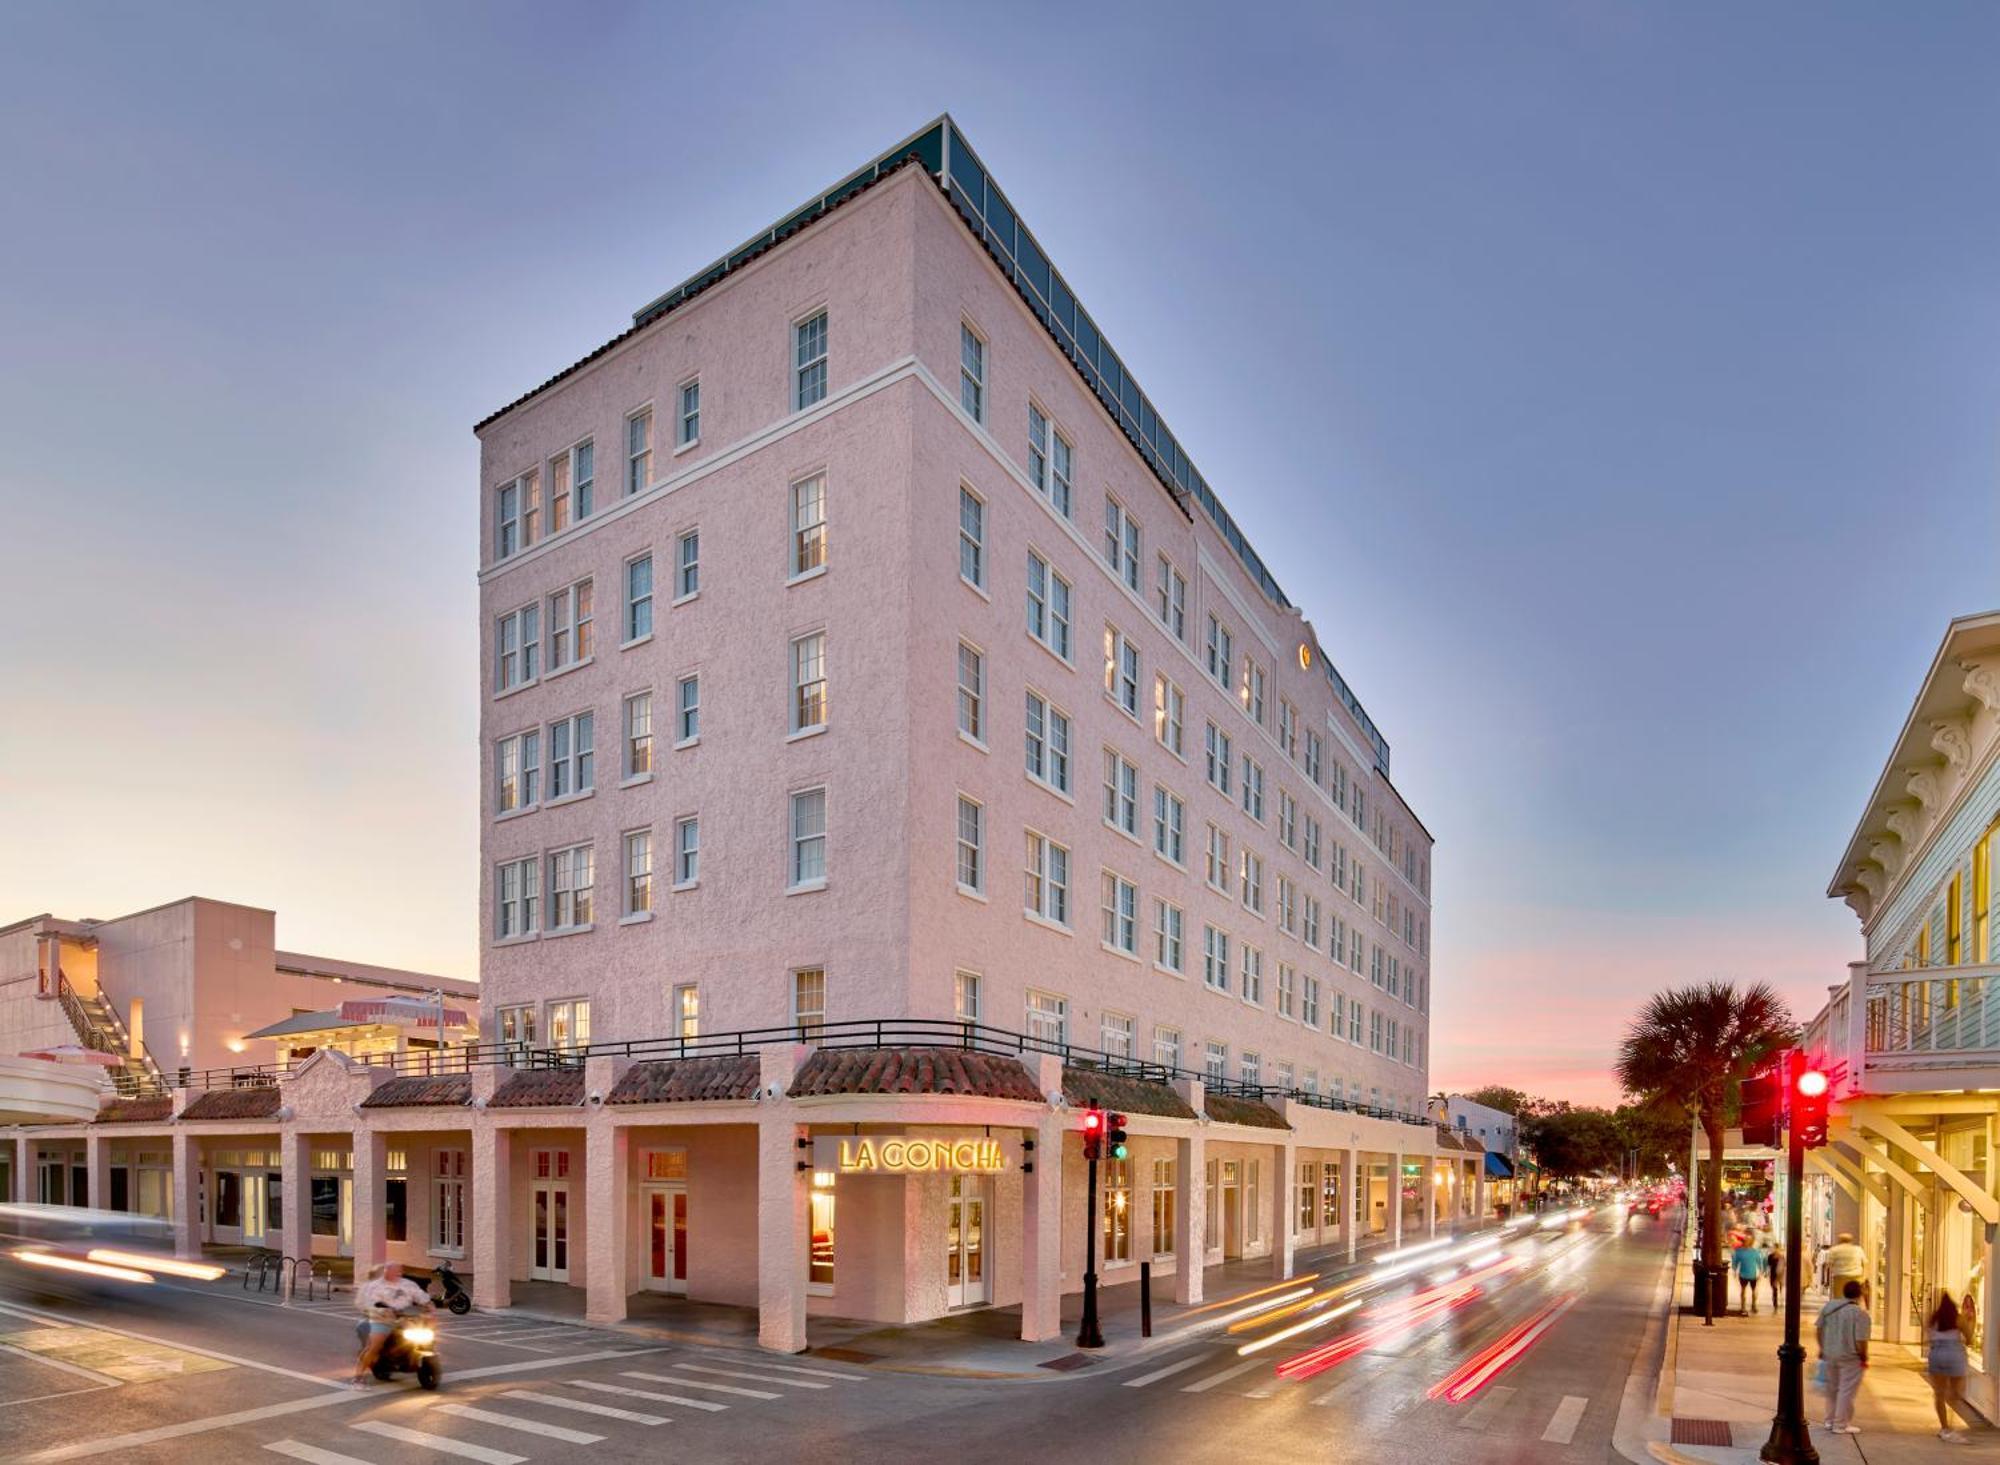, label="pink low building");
[3,119,1463,1346]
